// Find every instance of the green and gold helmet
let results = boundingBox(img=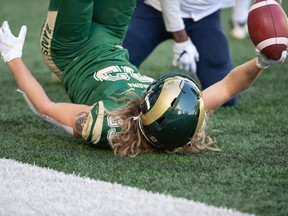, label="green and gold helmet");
[139,73,205,149]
